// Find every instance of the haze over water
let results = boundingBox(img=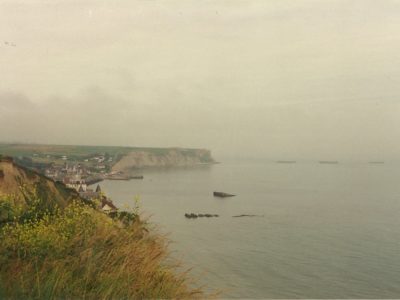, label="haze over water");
[101,158,400,298]
[2,1,400,297]
[2,0,400,162]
